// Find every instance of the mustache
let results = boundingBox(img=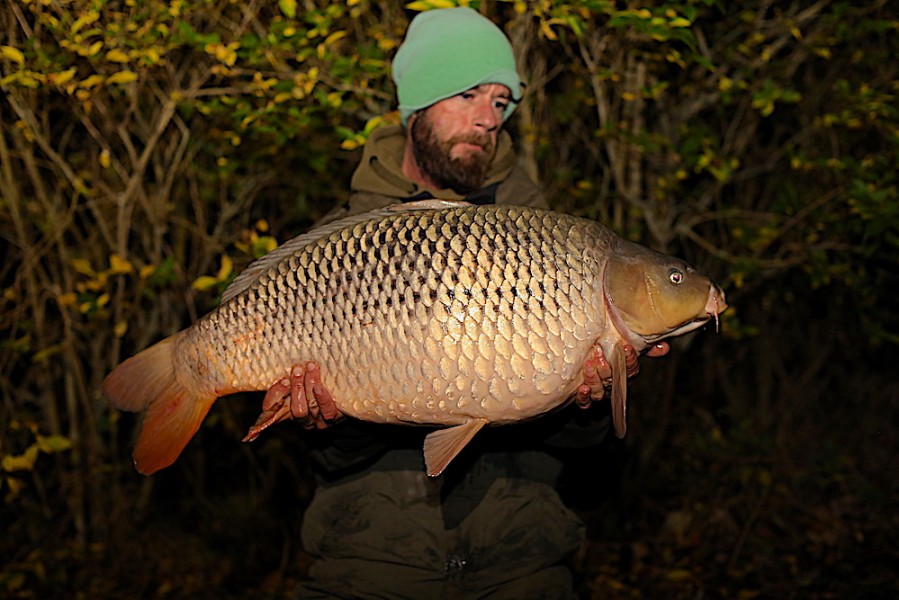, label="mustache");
[447,133,493,152]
